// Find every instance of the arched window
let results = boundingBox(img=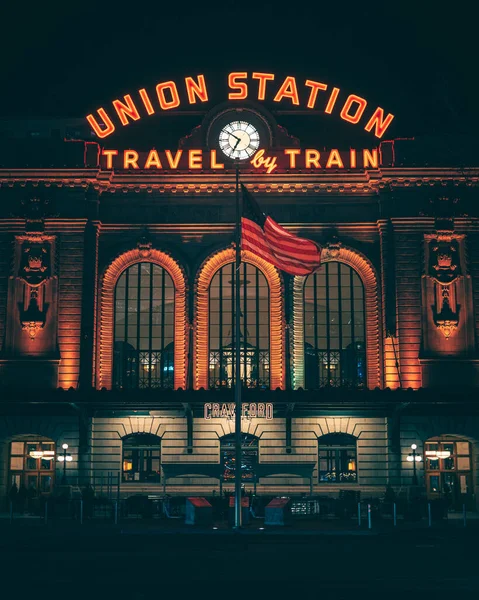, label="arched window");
[209,262,270,388]
[122,433,161,483]
[114,263,175,389]
[318,433,357,483]
[304,262,366,388]
[220,433,259,482]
